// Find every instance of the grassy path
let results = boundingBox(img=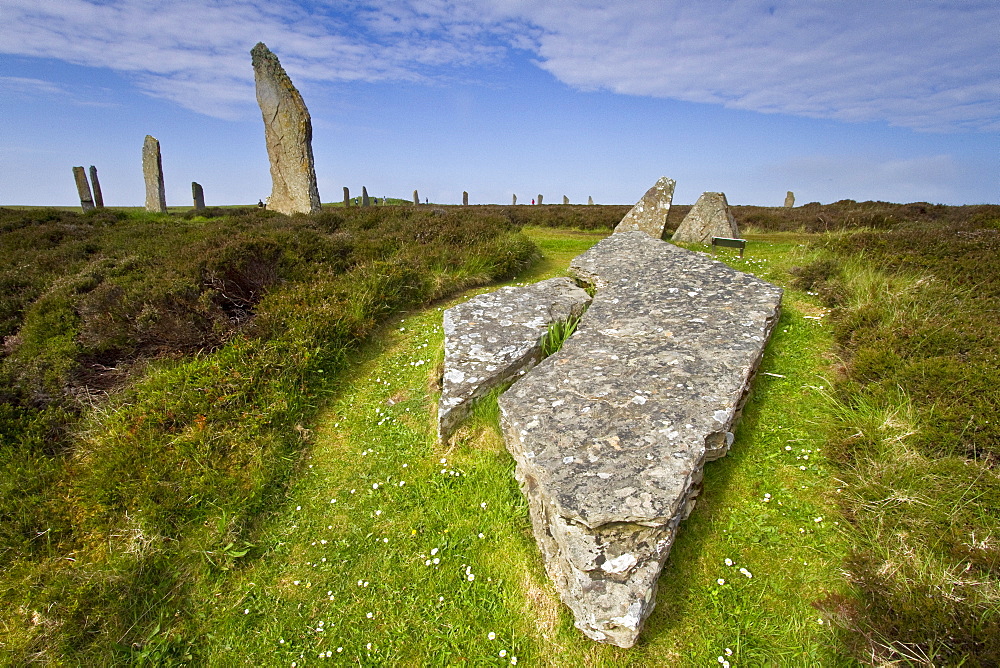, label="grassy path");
[195,229,854,666]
